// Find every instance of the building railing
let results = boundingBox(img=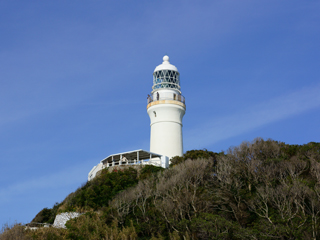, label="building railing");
[104,158,161,167]
[147,92,185,104]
